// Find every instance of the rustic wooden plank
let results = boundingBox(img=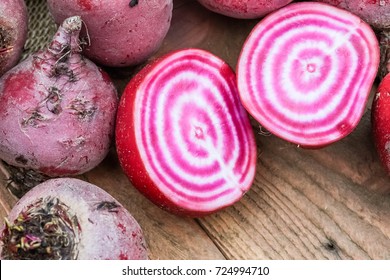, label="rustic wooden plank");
[198,112,390,259]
